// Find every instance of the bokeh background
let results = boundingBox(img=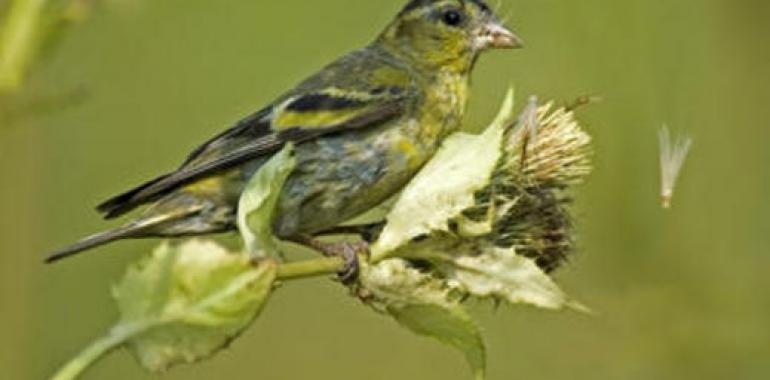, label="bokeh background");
[1,0,769,379]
